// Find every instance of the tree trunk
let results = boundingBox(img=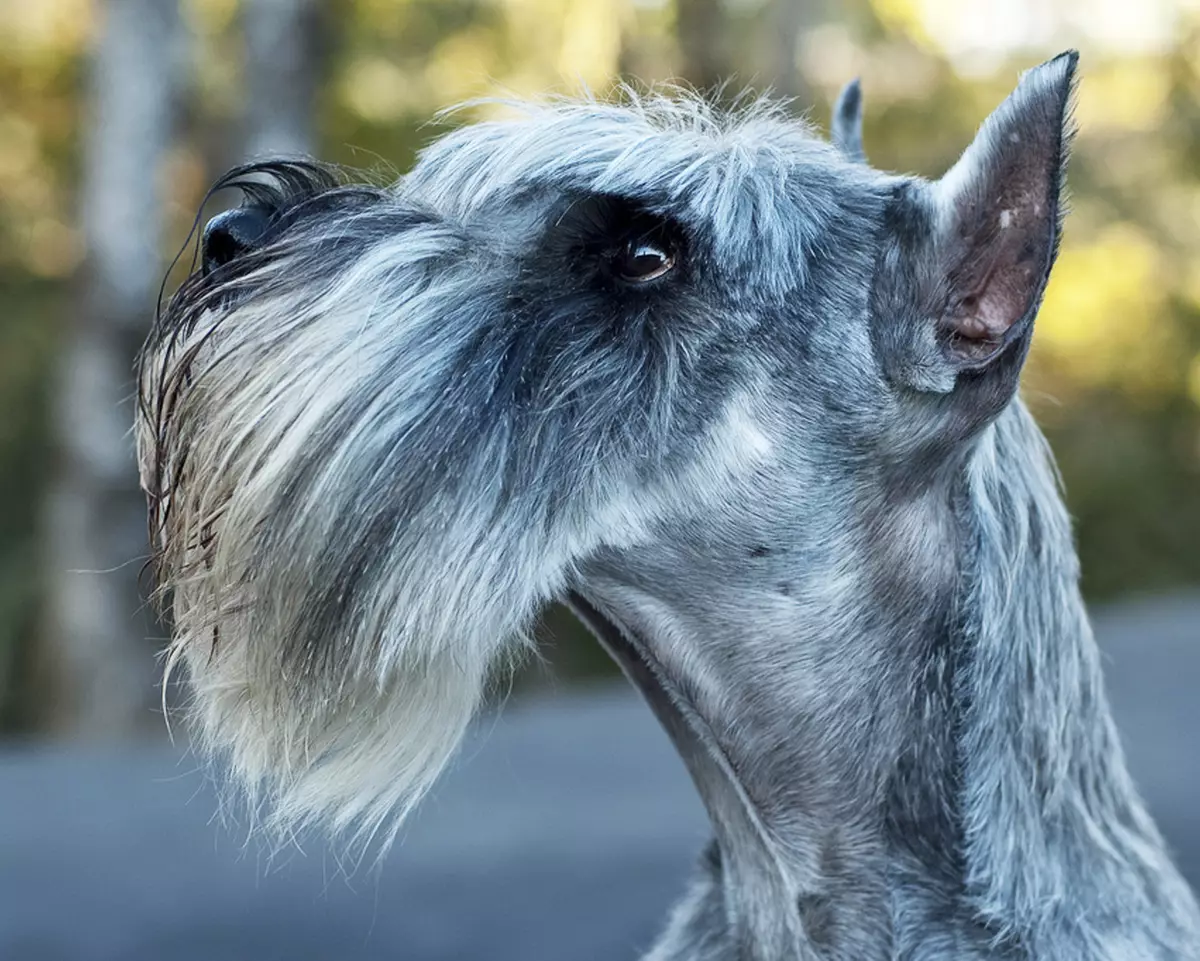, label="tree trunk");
[675,0,732,94]
[43,0,183,737]
[242,0,323,159]
[762,0,816,102]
